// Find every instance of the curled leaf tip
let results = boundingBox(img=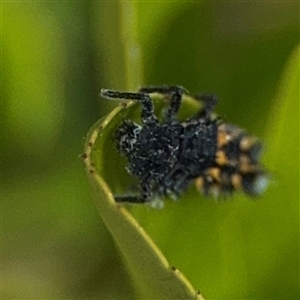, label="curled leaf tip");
[83,101,206,299]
